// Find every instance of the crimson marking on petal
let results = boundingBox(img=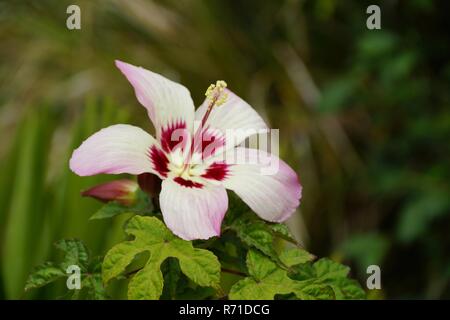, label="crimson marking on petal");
[194,127,225,159]
[201,162,229,181]
[160,119,188,153]
[173,177,204,188]
[148,145,169,178]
